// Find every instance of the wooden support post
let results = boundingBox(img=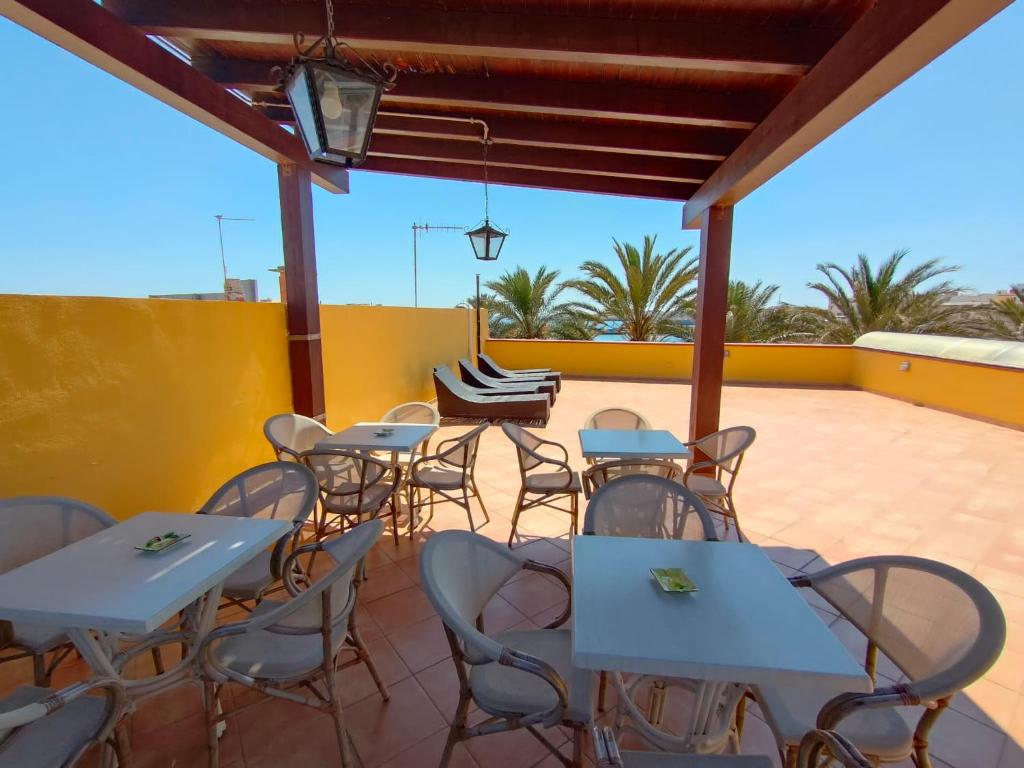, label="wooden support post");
[688,205,733,445]
[278,163,326,421]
